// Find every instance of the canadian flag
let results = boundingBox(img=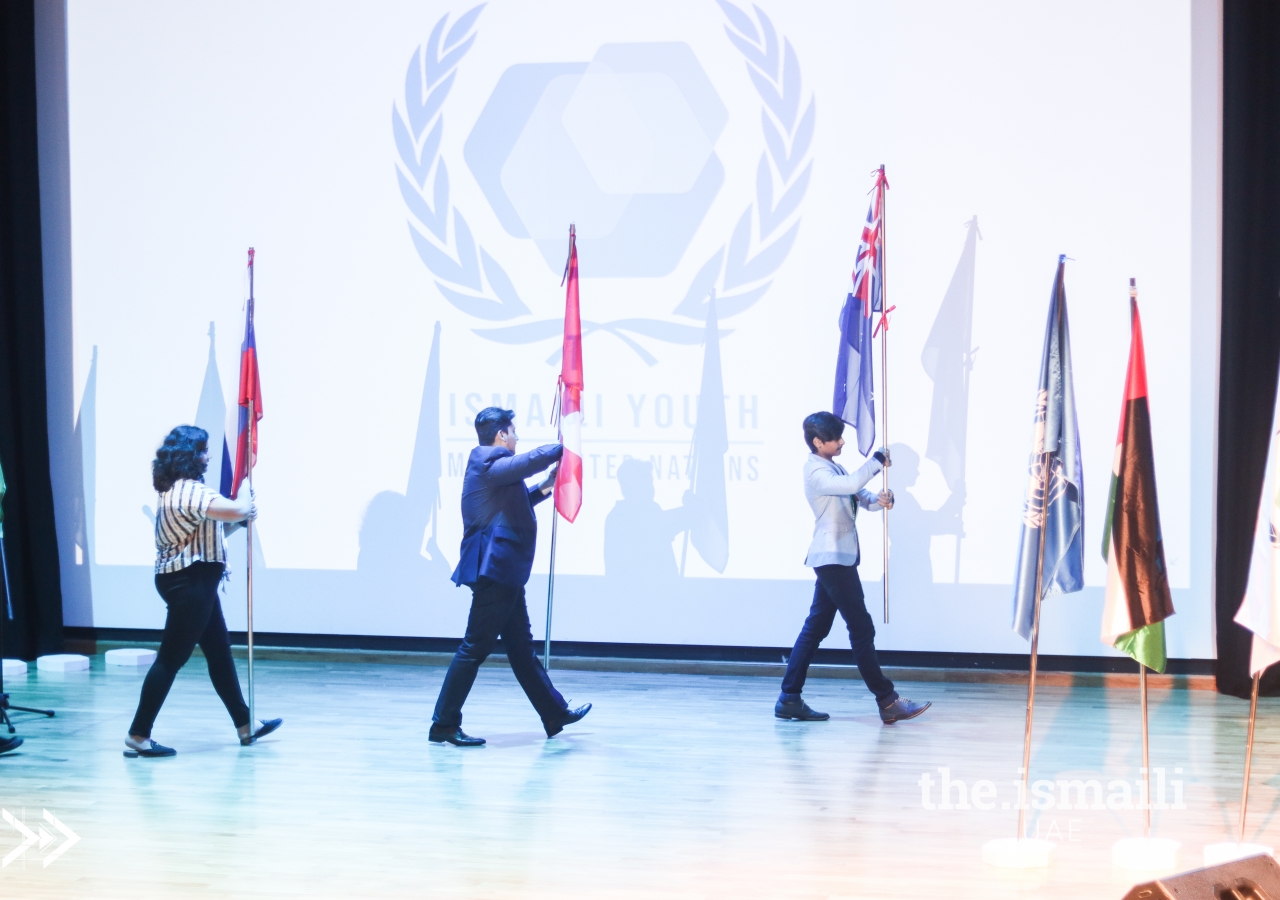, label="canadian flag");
[555,225,583,522]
